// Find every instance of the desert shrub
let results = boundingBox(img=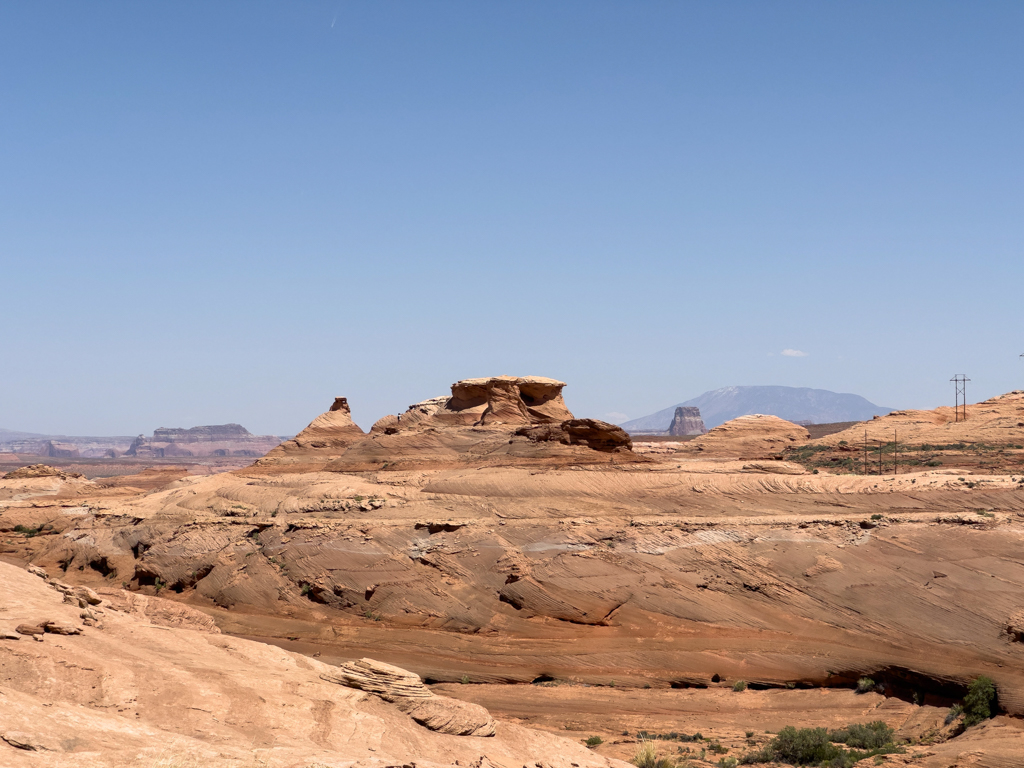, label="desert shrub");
[733,680,747,692]
[855,677,876,694]
[460,675,470,684]
[945,703,963,725]
[742,723,901,767]
[768,727,846,765]
[585,736,604,748]
[828,721,893,749]
[636,730,701,742]
[718,758,739,768]
[963,676,997,727]
[632,738,677,768]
